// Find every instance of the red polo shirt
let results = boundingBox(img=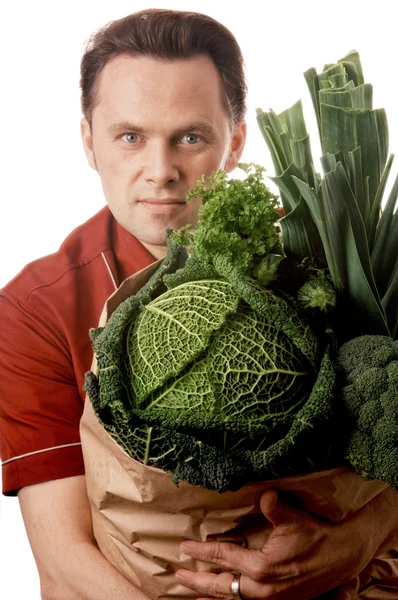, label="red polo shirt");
[0,206,155,496]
